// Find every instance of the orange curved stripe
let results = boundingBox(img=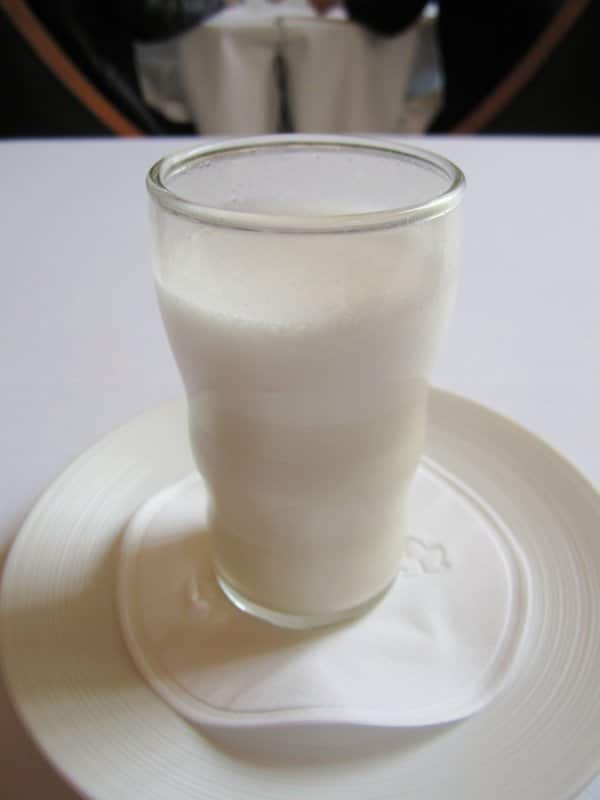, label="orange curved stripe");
[2,0,143,136]
[452,0,592,134]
